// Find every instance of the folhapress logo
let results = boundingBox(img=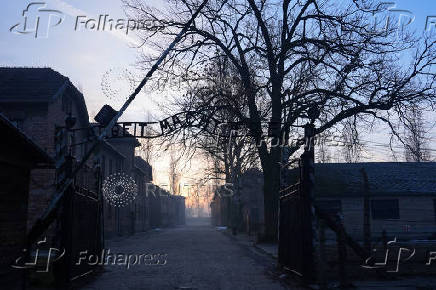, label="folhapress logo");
[10,2,64,39]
